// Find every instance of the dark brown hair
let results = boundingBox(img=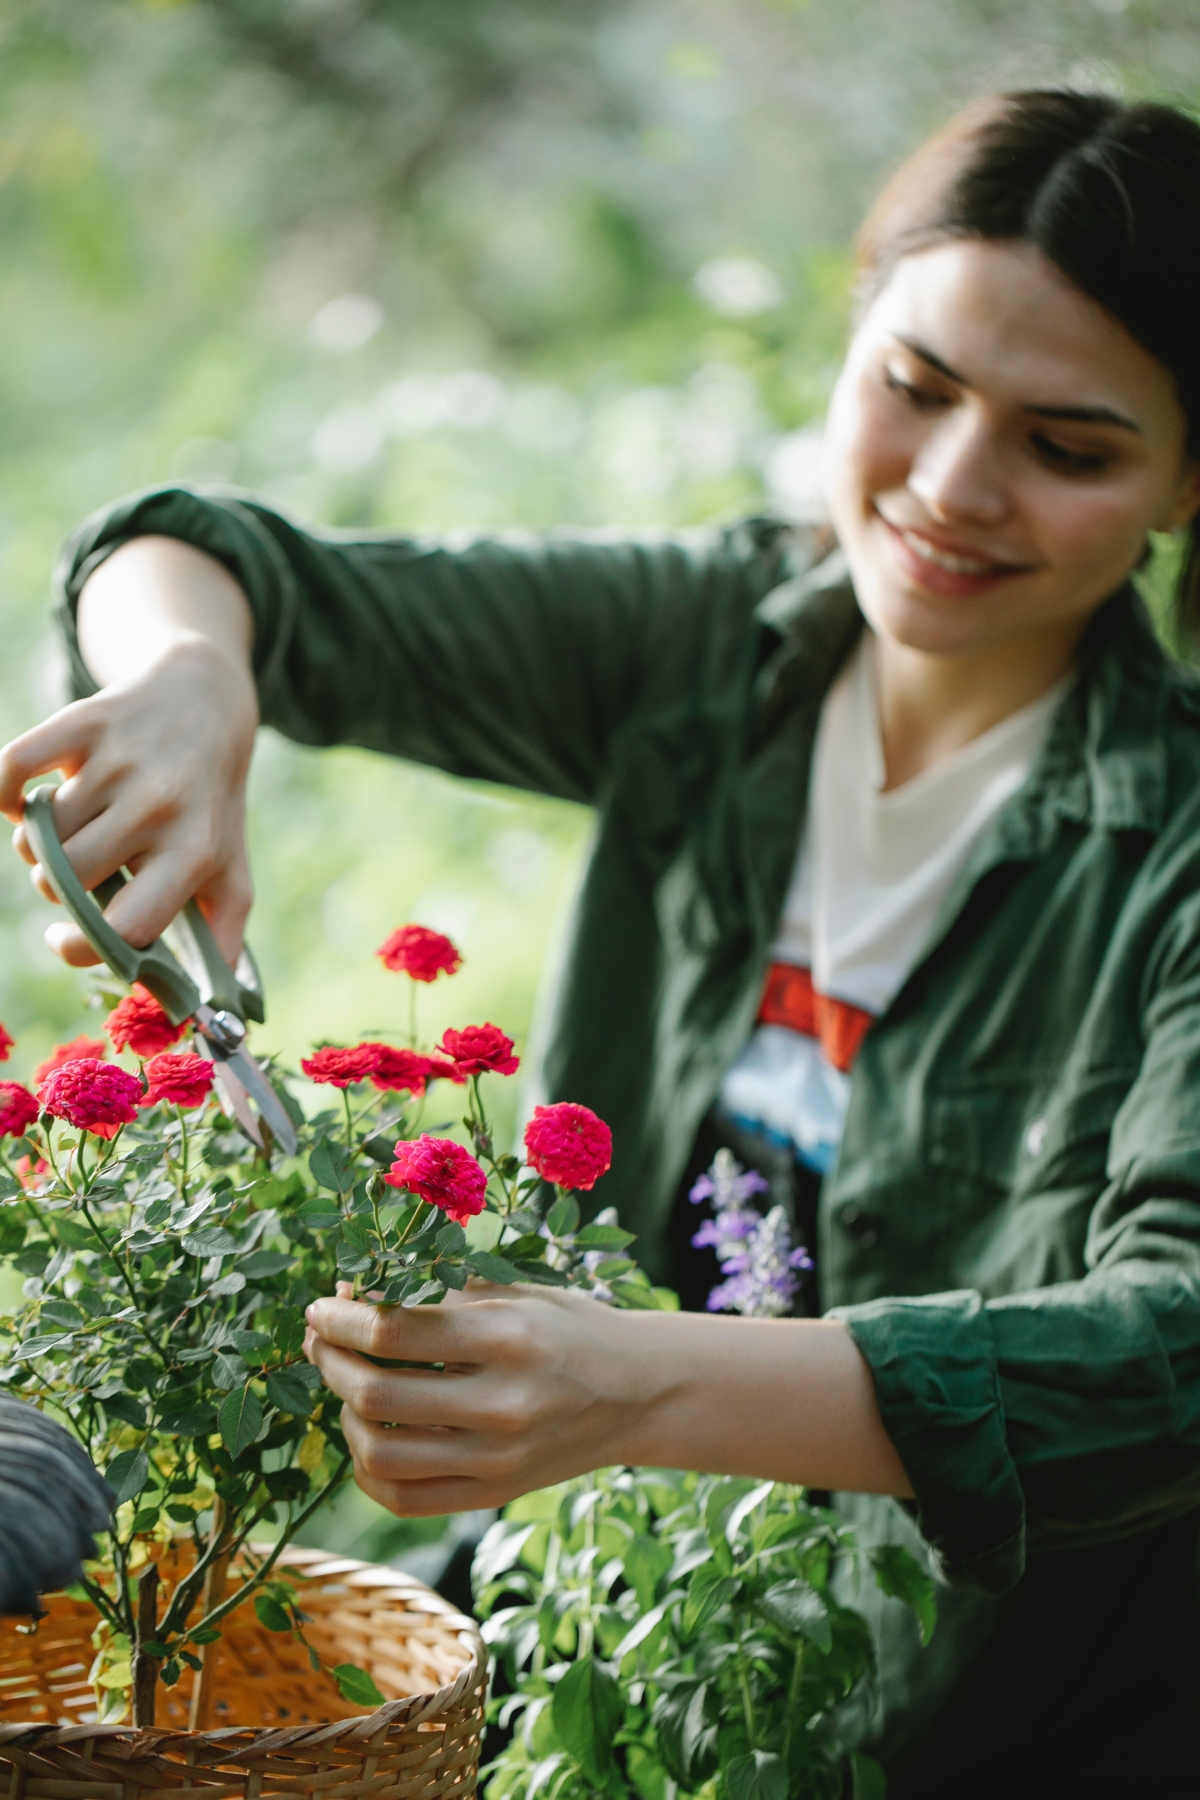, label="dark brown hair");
[857,90,1200,632]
